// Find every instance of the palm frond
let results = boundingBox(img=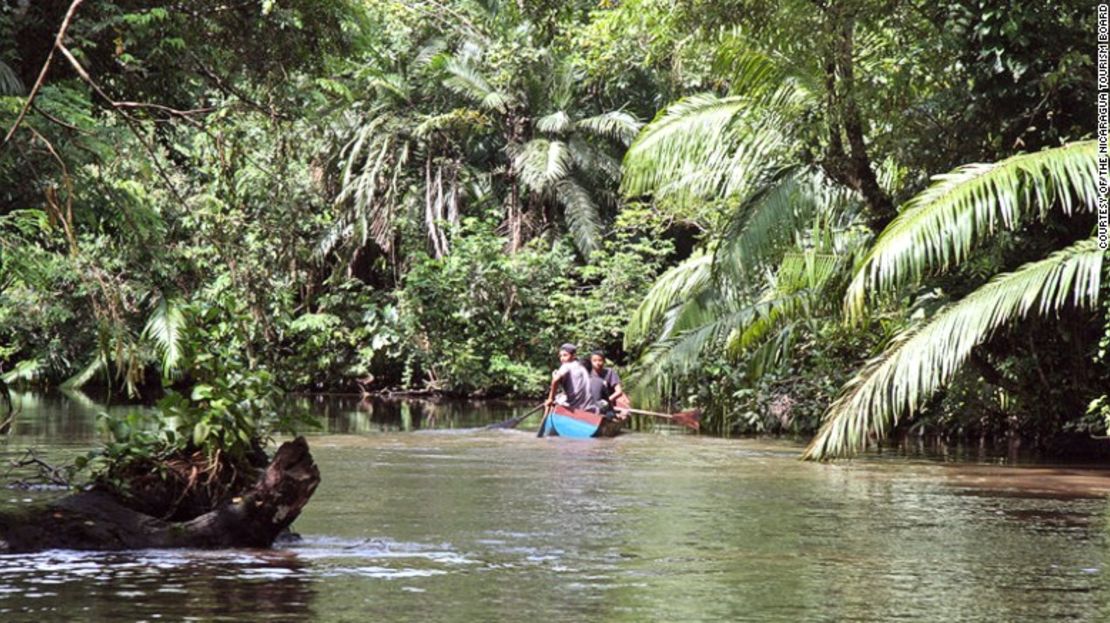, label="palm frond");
[633,288,814,395]
[1,359,41,384]
[335,112,410,252]
[367,72,410,102]
[714,35,786,97]
[61,352,107,390]
[443,58,511,112]
[555,179,601,256]
[624,253,714,348]
[845,141,1099,319]
[567,136,621,182]
[413,38,447,67]
[773,250,842,294]
[806,236,1105,460]
[515,139,571,191]
[142,294,186,376]
[632,302,753,395]
[622,92,793,208]
[0,60,23,96]
[717,166,817,275]
[622,93,747,199]
[535,110,571,135]
[576,111,642,146]
[714,26,823,99]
